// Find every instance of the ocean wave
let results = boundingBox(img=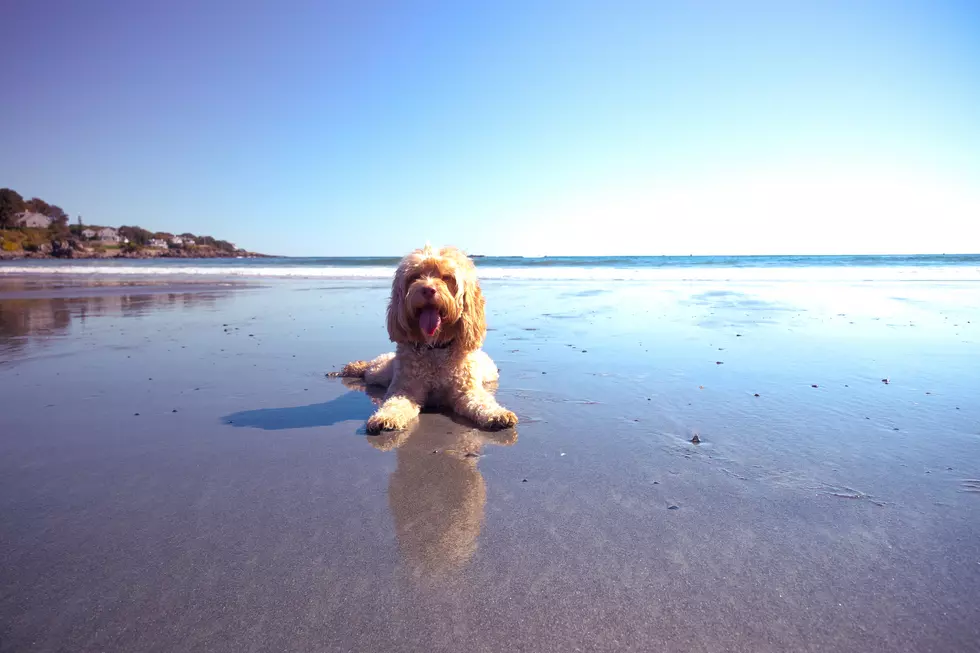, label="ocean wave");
[2,264,979,282]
